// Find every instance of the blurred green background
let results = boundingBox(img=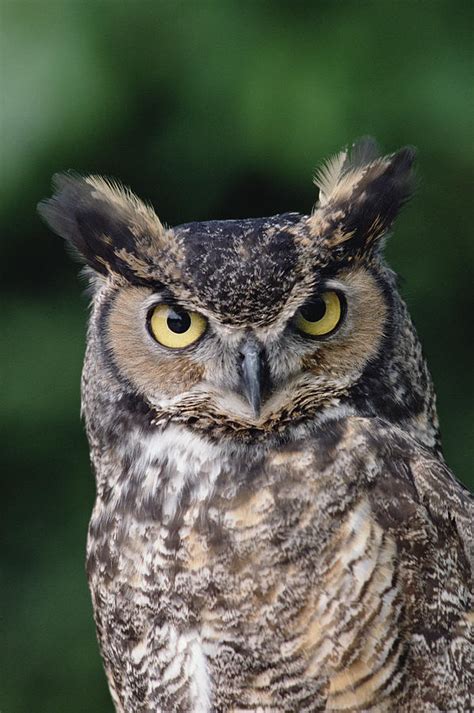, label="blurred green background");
[1,1,473,711]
